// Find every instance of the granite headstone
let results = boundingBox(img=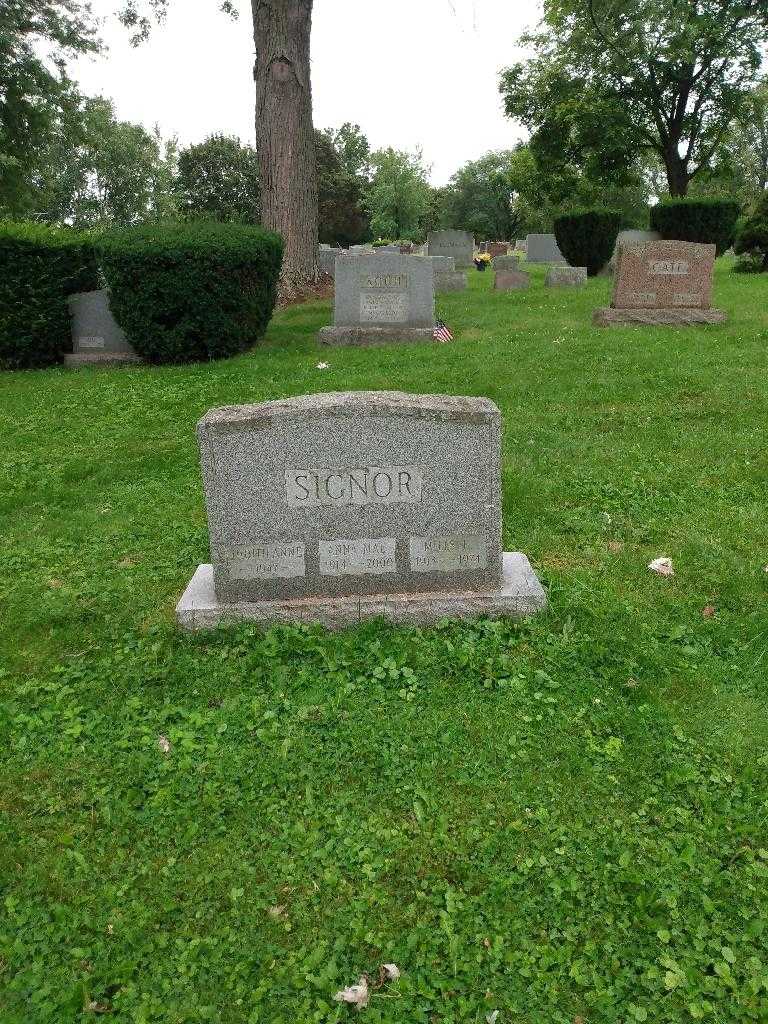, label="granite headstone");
[427,230,475,269]
[65,289,142,368]
[177,391,546,630]
[546,266,587,287]
[494,269,530,291]
[318,254,435,346]
[525,233,567,264]
[594,240,727,326]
